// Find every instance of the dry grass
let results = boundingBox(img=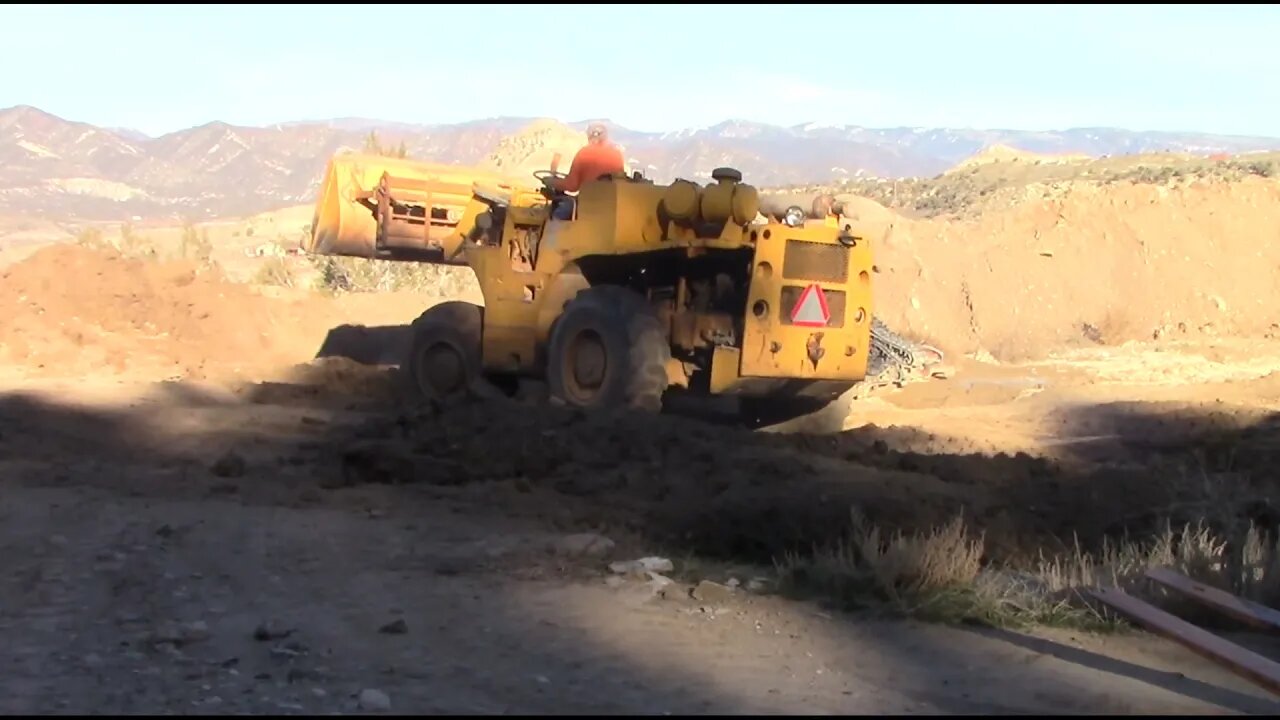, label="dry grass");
[74,227,112,251]
[252,256,300,288]
[75,221,218,271]
[69,220,475,299]
[777,509,1280,632]
[178,222,215,267]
